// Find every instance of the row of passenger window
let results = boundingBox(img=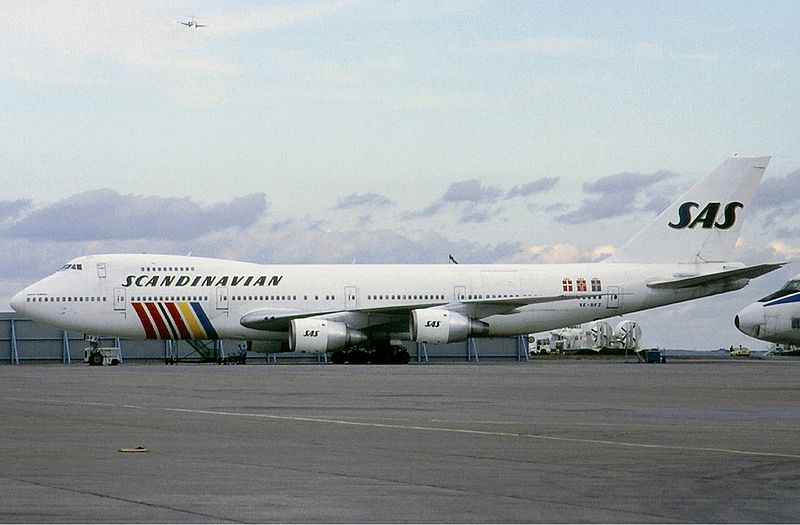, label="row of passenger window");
[130,296,208,302]
[28,296,105,303]
[140,266,196,272]
[368,294,445,301]
[226,295,331,301]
